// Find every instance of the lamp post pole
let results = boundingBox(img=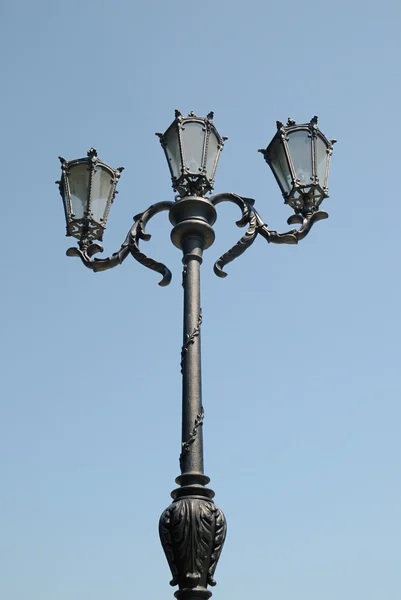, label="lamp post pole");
[57,111,335,600]
[180,234,205,478]
[159,197,225,600]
